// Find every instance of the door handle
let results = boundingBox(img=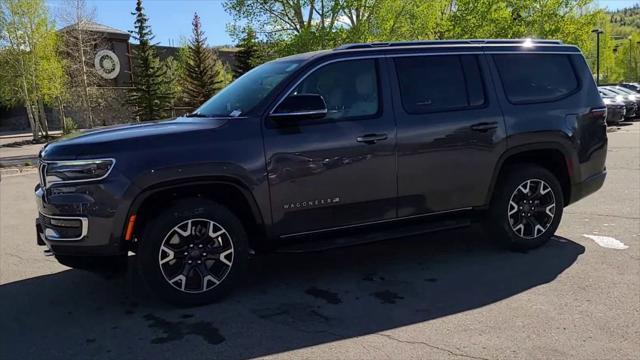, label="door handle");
[356,133,388,144]
[470,122,498,132]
